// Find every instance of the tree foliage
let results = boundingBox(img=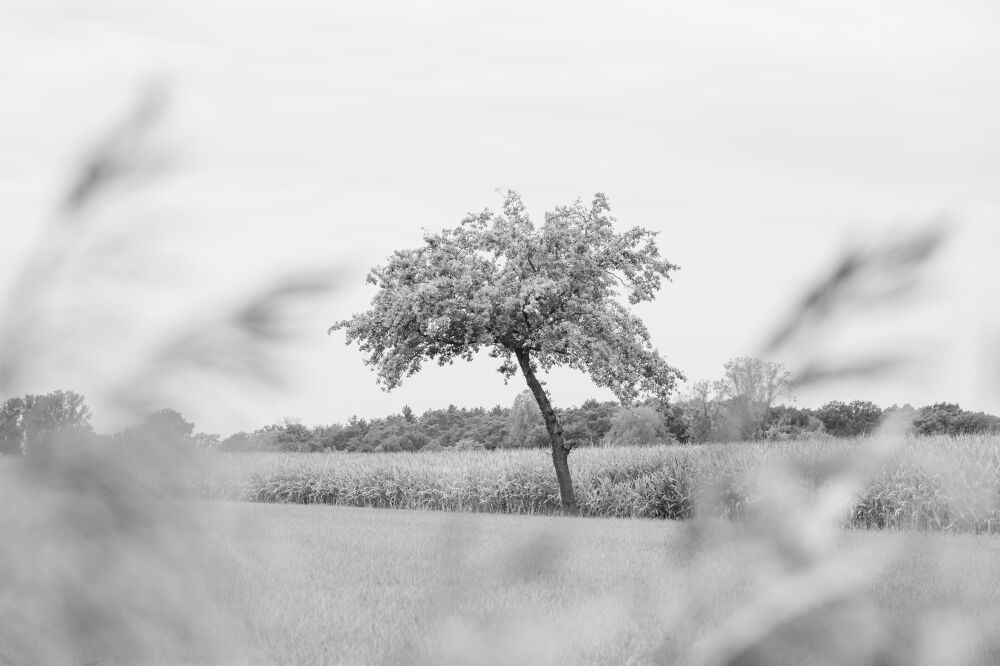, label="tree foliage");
[331,191,682,403]
[560,399,618,447]
[816,400,883,437]
[0,390,92,455]
[140,408,195,439]
[504,390,544,448]
[912,403,1000,436]
[604,406,671,447]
